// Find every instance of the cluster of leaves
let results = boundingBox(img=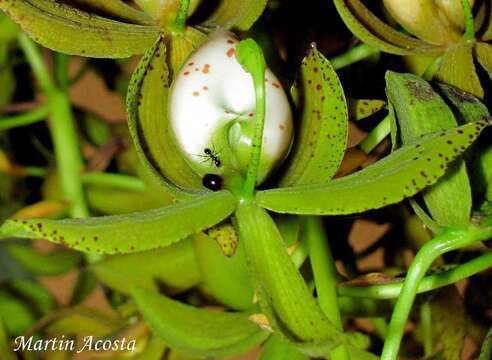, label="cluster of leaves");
[0,1,490,359]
